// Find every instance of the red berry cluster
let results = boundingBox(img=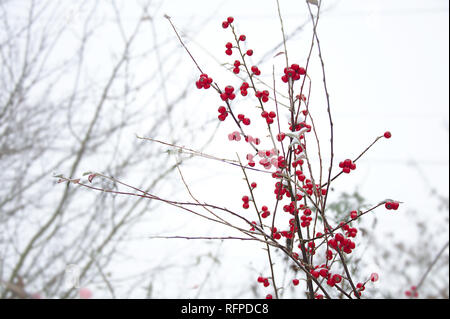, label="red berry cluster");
[261,111,276,124]
[385,201,399,210]
[240,82,249,96]
[255,90,269,103]
[310,264,330,280]
[289,121,311,132]
[277,132,286,141]
[307,241,316,255]
[355,282,366,297]
[274,181,291,200]
[242,195,250,209]
[225,42,233,56]
[326,249,333,260]
[340,222,357,238]
[300,208,312,228]
[233,60,241,74]
[245,136,260,145]
[237,113,251,126]
[339,159,356,174]
[281,64,306,83]
[195,73,213,89]
[405,286,418,298]
[328,232,356,254]
[221,16,234,29]
[251,65,261,76]
[217,106,228,121]
[257,276,270,287]
[260,205,270,218]
[228,131,241,141]
[271,227,281,240]
[304,179,316,196]
[326,273,342,287]
[220,85,236,101]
